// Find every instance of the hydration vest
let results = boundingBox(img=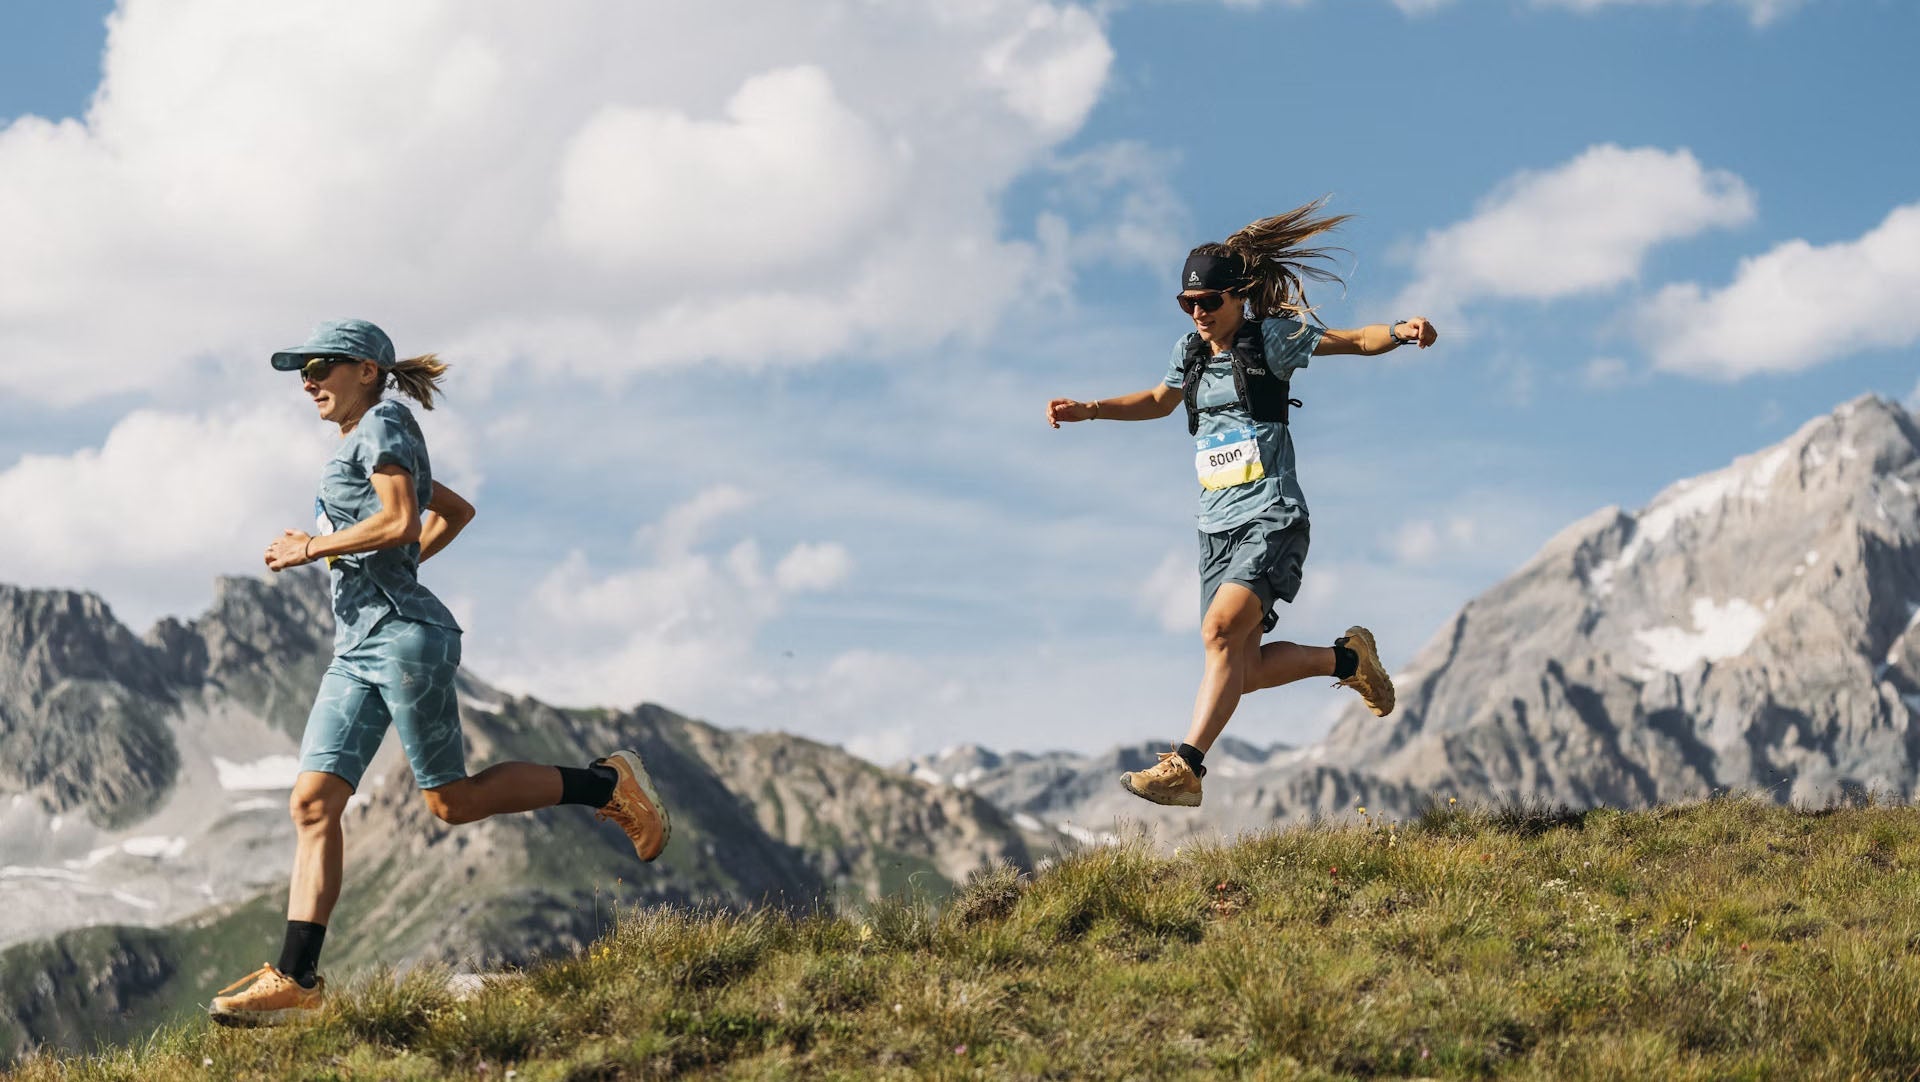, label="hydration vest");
[1180,318,1303,436]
